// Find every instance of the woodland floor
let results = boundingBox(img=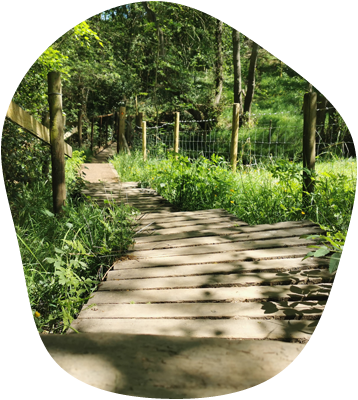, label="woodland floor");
[2,146,357,398]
